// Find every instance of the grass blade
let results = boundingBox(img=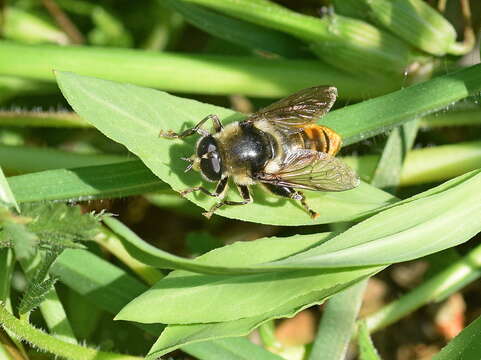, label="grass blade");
[0,41,394,99]
[164,0,308,58]
[8,161,167,203]
[309,280,367,360]
[357,321,381,360]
